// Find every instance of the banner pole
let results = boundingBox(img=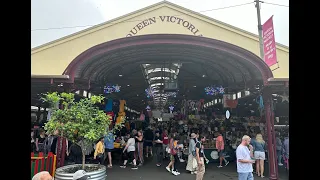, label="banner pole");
[255,0,265,60]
